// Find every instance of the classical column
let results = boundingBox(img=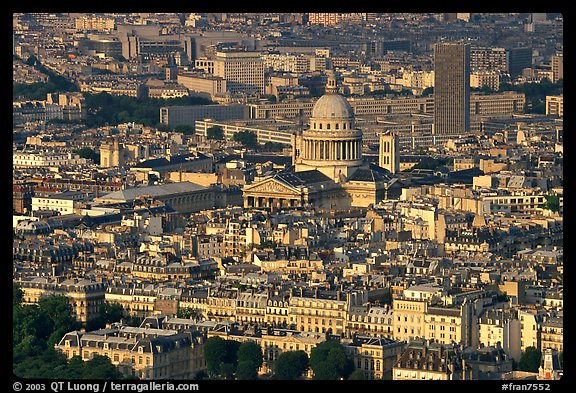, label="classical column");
[311,141,315,160]
[310,140,313,160]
